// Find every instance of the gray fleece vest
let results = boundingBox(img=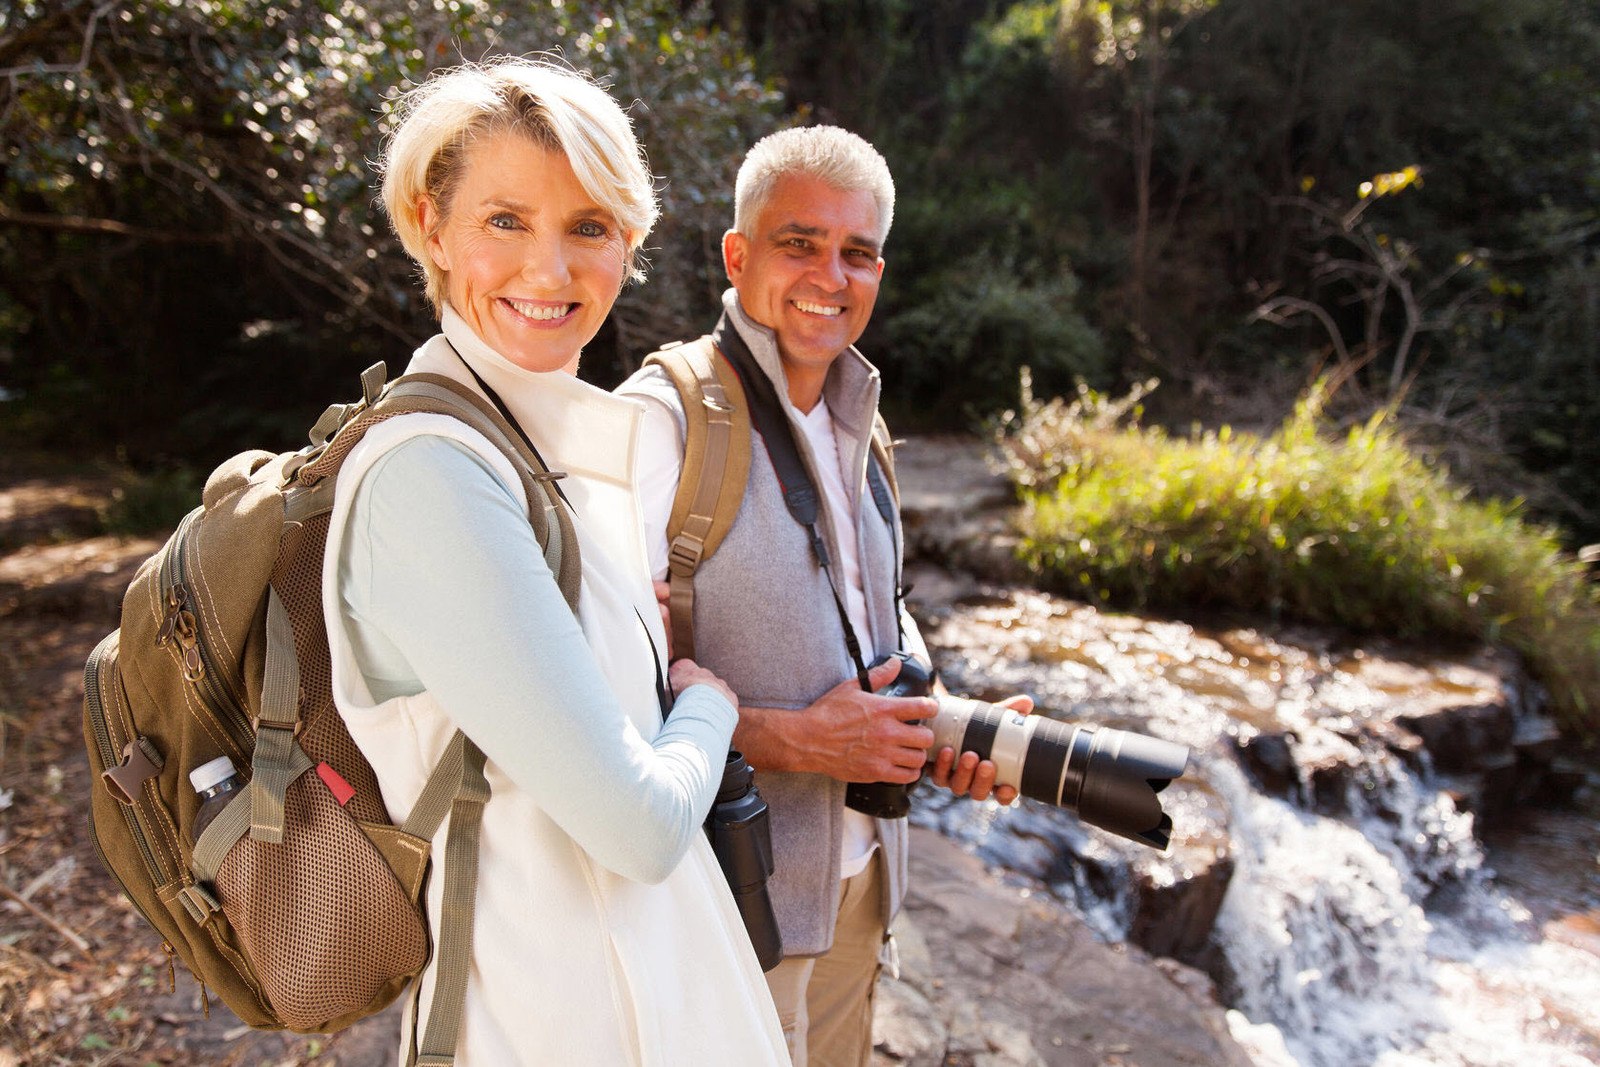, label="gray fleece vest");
[619,297,909,957]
